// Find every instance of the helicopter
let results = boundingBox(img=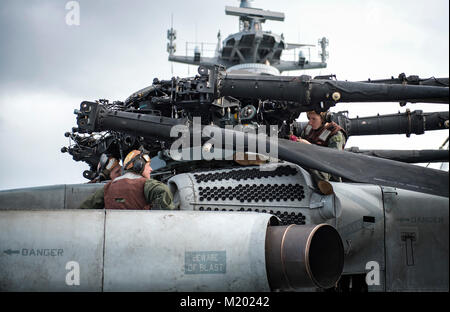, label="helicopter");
[0,0,448,294]
[167,0,329,75]
[0,64,448,292]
